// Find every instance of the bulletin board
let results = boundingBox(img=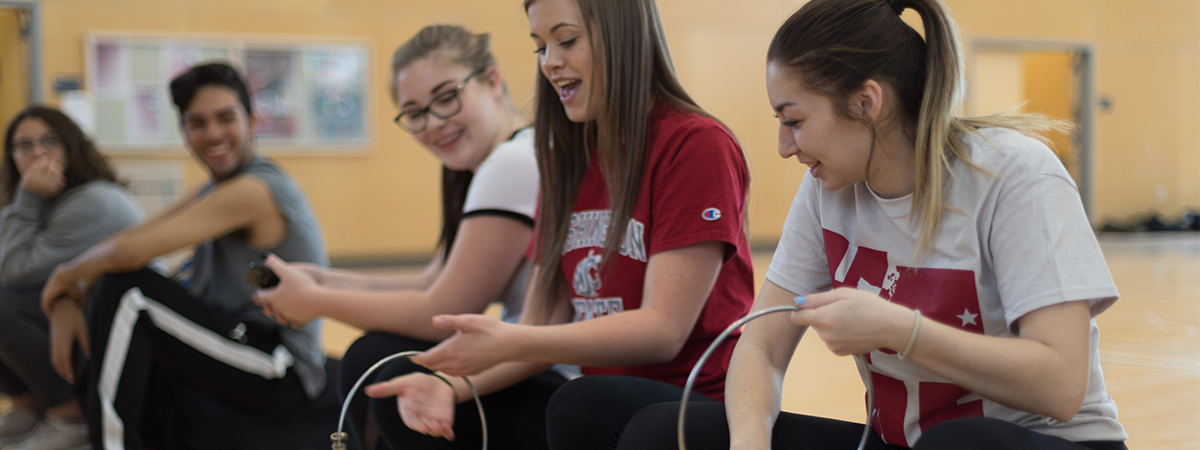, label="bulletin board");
[85,33,371,153]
